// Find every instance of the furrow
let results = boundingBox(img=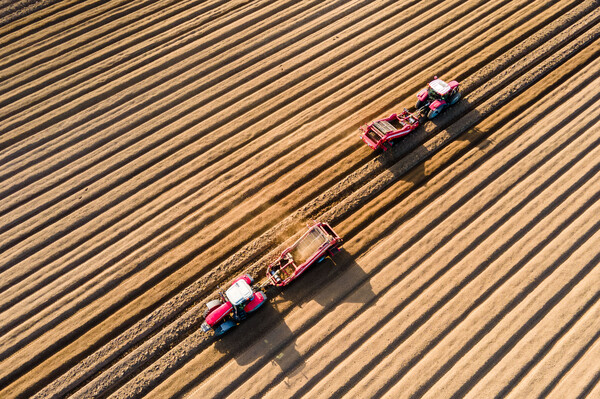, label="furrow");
[1,1,597,397]
[0,0,510,300]
[262,93,600,399]
[490,299,600,399]
[0,0,568,298]
[146,60,600,399]
[0,0,124,53]
[0,0,206,85]
[35,9,596,396]
[0,0,258,123]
